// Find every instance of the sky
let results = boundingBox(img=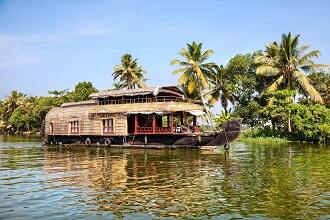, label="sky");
[1,0,330,100]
